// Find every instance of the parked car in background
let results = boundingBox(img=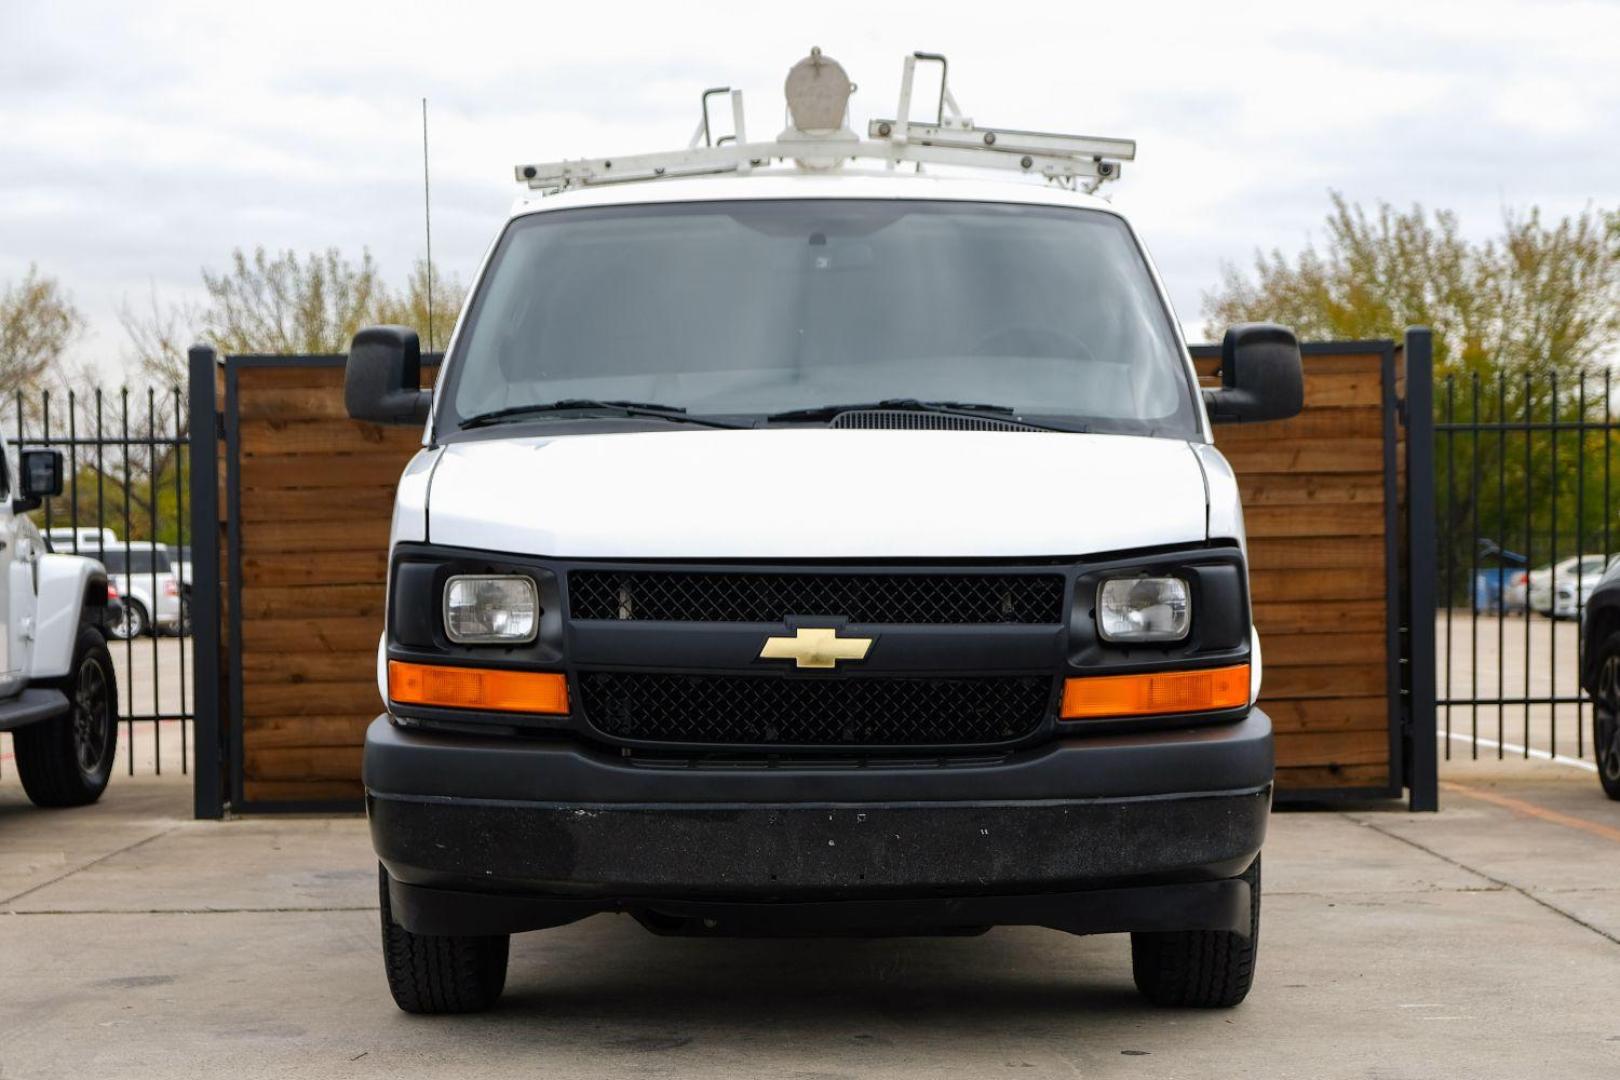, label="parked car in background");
[1529,555,1606,618]
[82,542,184,639]
[1574,562,1620,800]
[1551,561,1606,619]
[45,526,119,551]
